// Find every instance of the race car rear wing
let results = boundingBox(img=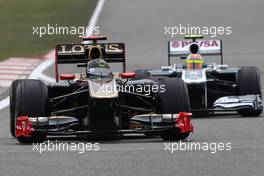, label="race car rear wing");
[168,39,223,65]
[56,43,125,63]
[55,43,126,82]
